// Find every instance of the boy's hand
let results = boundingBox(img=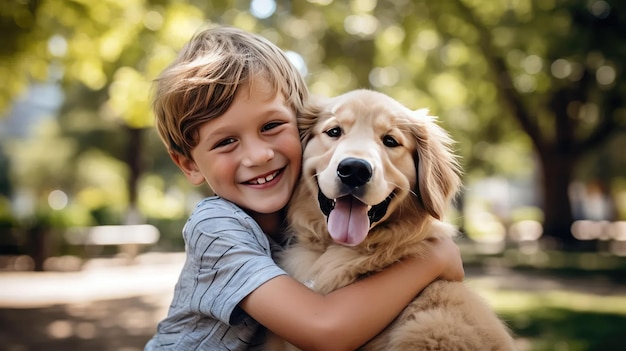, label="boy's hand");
[424,235,464,282]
